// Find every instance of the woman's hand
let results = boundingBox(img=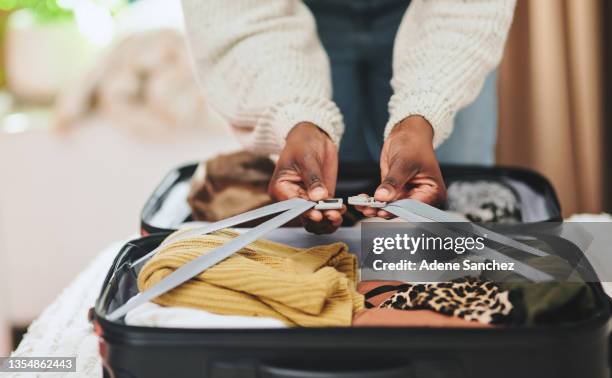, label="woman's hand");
[268,122,345,234]
[355,116,447,218]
